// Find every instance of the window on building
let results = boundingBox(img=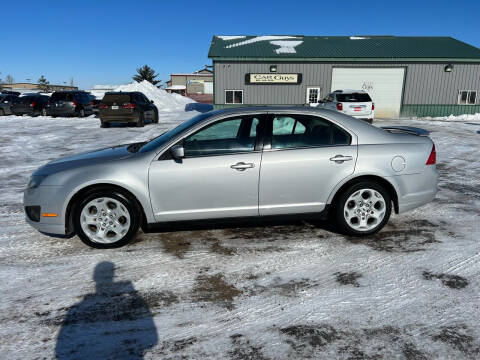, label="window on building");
[271,115,351,150]
[458,90,477,105]
[225,90,243,104]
